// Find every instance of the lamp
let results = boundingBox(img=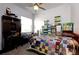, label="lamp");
[34,4,39,11]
